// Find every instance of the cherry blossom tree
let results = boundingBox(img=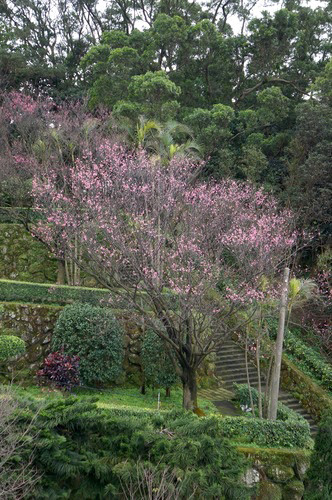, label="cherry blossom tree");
[32,143,296,409]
